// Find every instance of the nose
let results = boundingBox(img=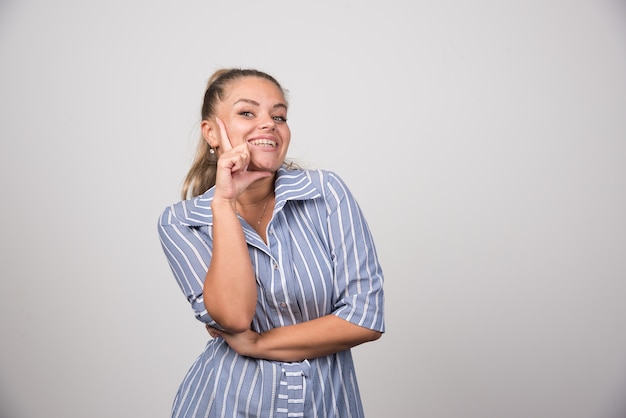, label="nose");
[259,115,276,130]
